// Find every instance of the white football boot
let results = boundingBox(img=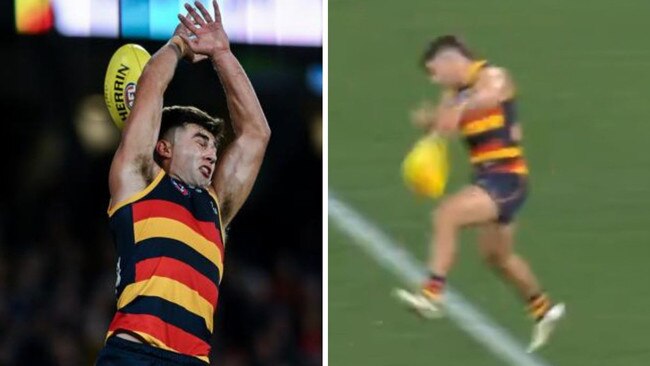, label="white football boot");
[527,302,566,353]
[392,288,444,319]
